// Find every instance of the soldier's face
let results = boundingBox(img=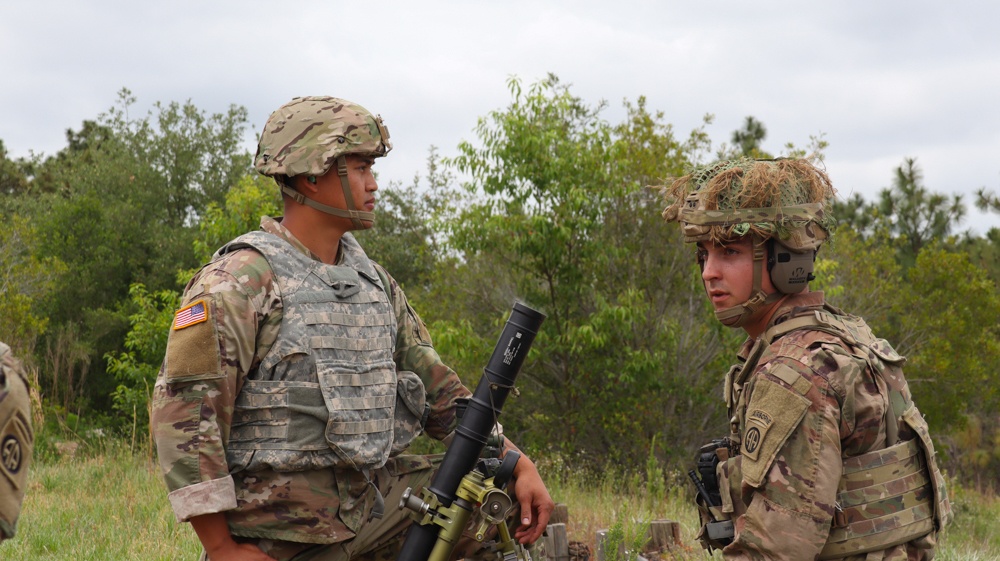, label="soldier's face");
[696,238,776,311]
[313,154,379,228]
